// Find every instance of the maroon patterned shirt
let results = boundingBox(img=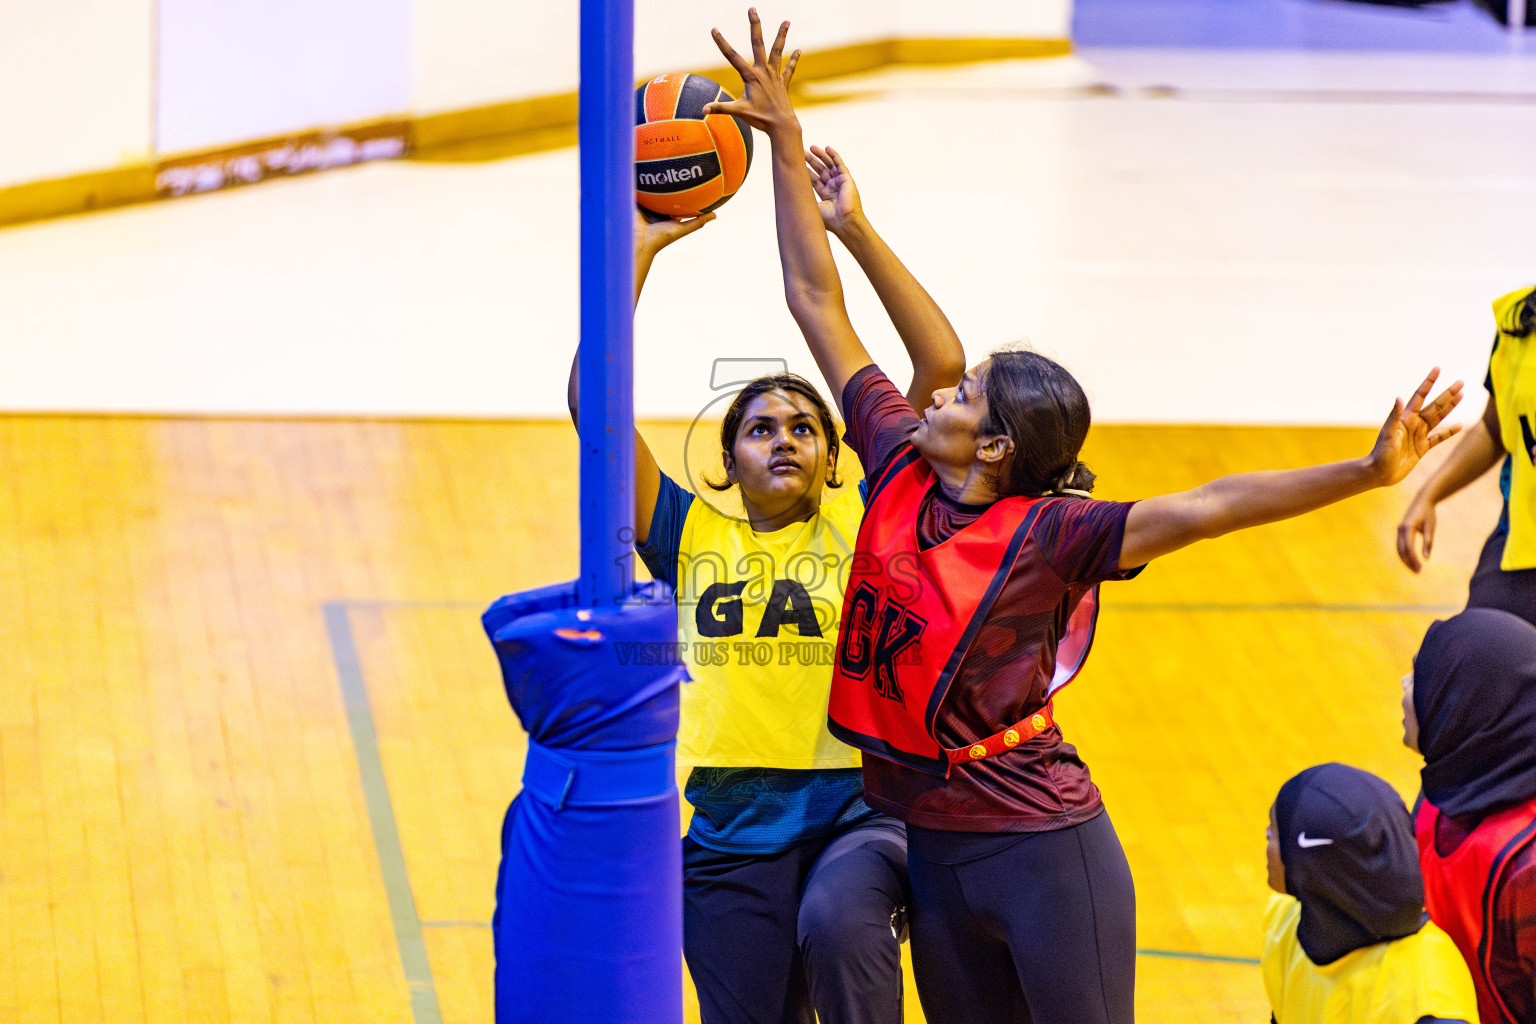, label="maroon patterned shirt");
[841,365,1141,832]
